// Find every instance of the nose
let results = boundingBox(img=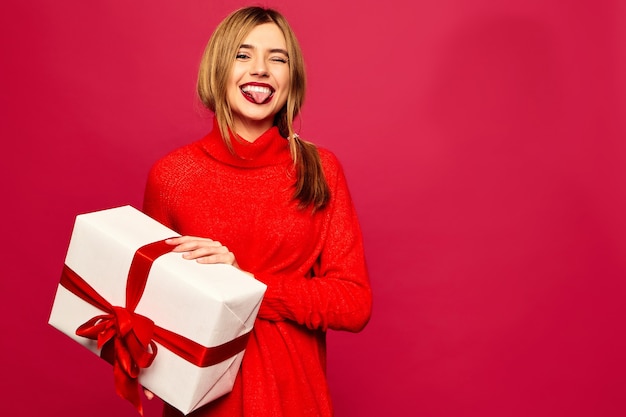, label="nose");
[250,57,269,77]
